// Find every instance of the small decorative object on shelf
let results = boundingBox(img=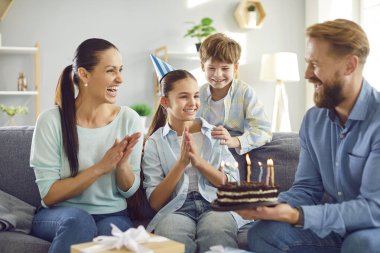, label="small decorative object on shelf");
[130,103,152,128]
[184,17,217,51]
[234,0,266,29]
[17,72,27,91]
[0,104,28,126]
